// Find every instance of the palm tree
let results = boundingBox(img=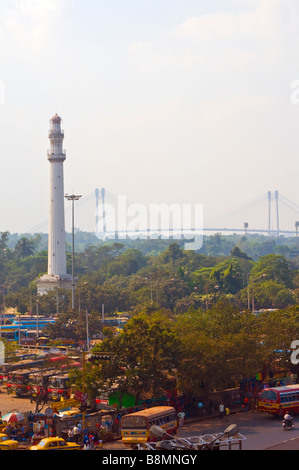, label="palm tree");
[14,237,34,258]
